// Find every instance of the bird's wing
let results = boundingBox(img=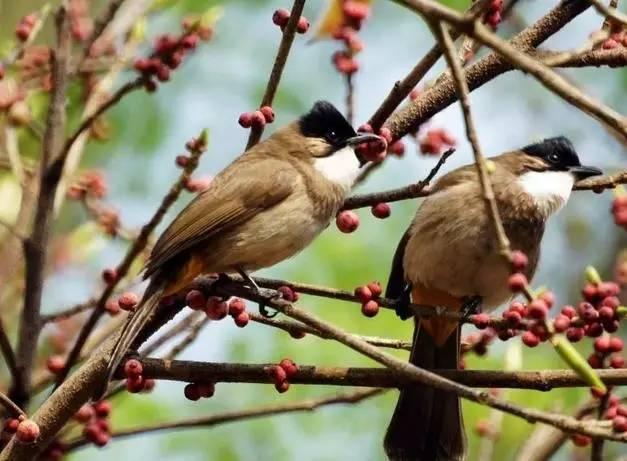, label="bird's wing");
[144,157,296,278]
